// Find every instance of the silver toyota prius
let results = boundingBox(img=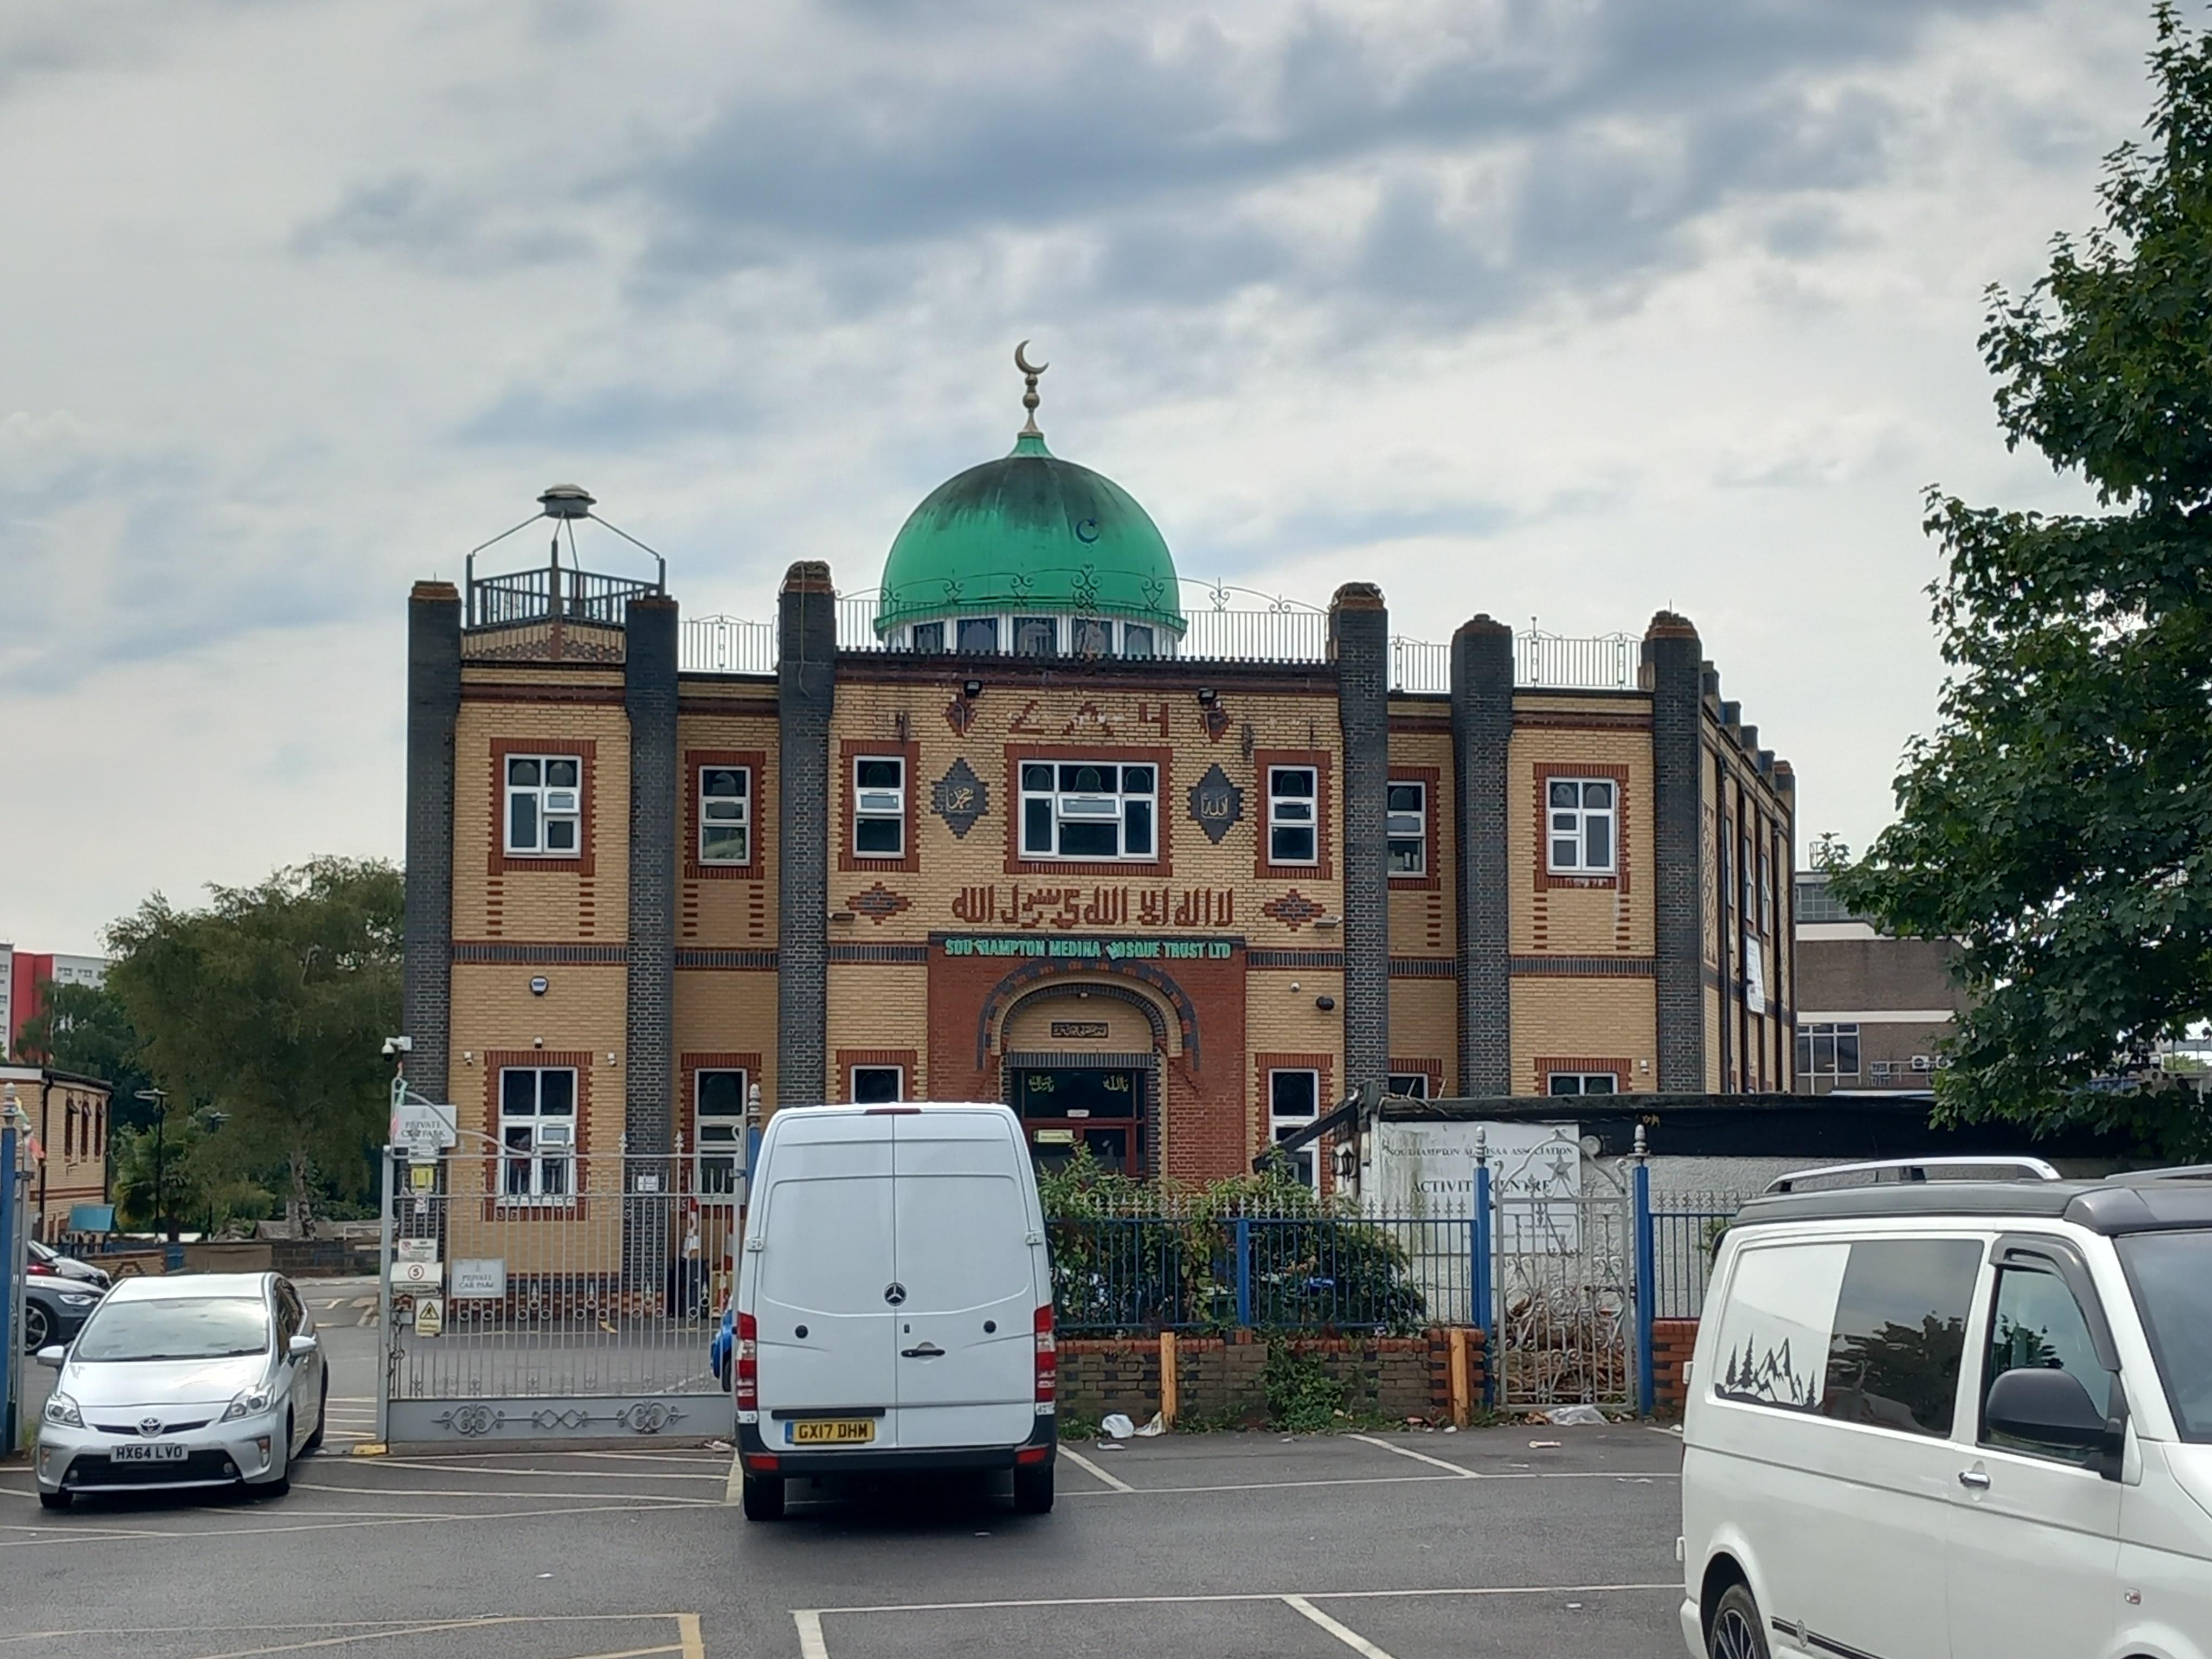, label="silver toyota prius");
[34,1272,327,1508]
